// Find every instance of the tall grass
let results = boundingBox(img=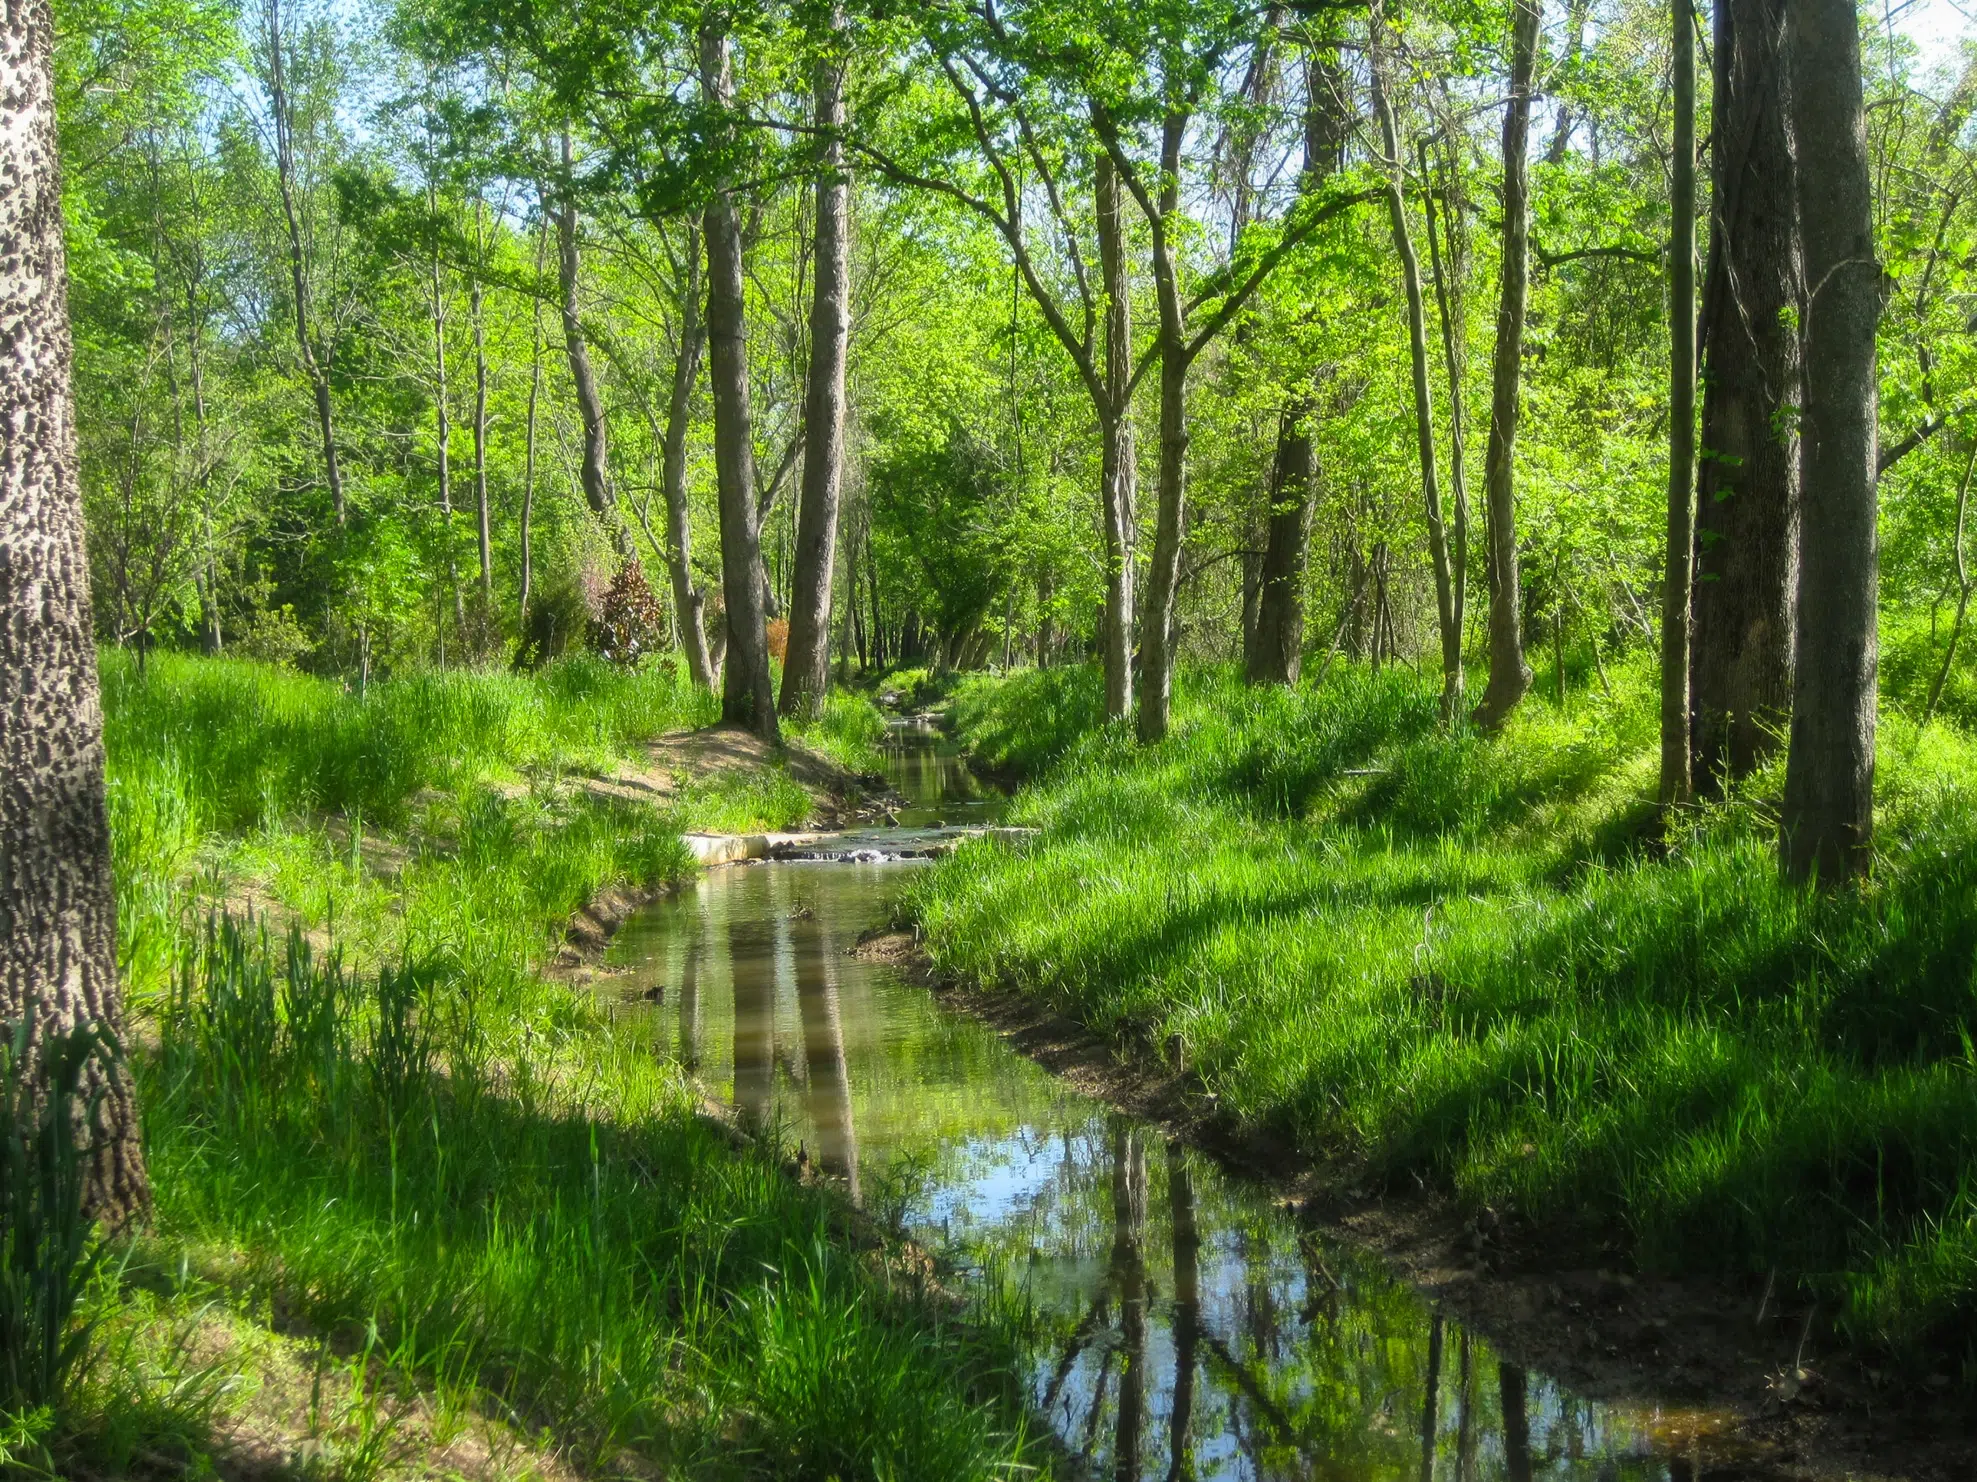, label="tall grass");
[134,919,1040,1478]
[915,660,1977,1382]
[82,652,1046,1477]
